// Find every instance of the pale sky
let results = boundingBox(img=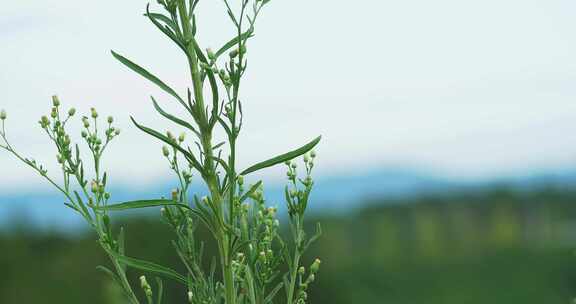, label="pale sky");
[1,0,575,192]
